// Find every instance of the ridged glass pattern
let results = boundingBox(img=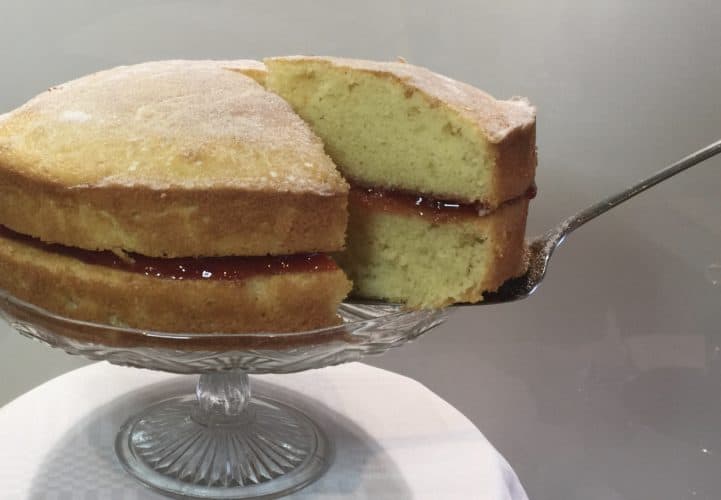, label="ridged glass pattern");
[0,291,446,374]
